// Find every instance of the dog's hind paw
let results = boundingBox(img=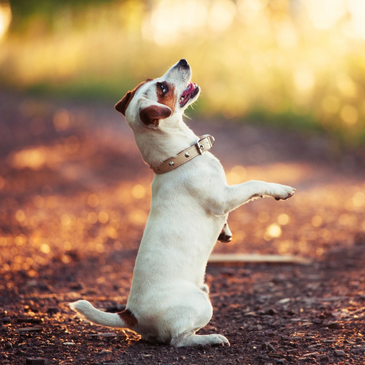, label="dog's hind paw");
[209,334,230,347]
[171,333,230,347]
[218,231,232,242]
[218,223,232,242]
